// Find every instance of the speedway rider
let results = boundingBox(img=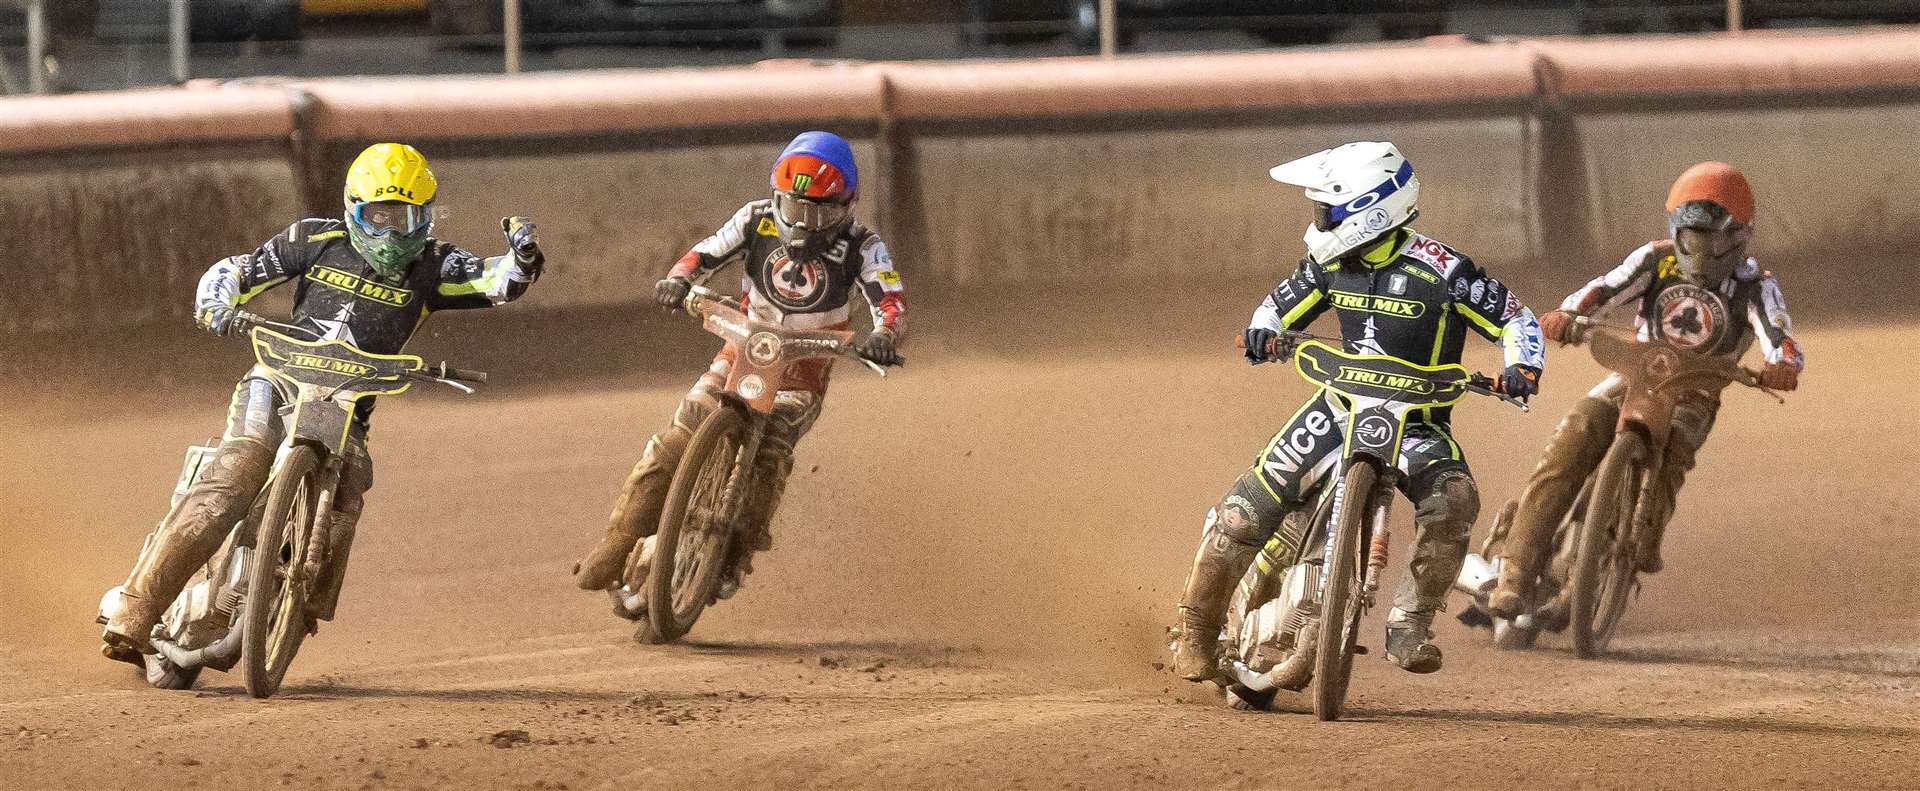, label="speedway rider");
[1483,162,1803,619]
[100,143,545,661]
[572,130,905,599]
[1173,141,1546,680]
